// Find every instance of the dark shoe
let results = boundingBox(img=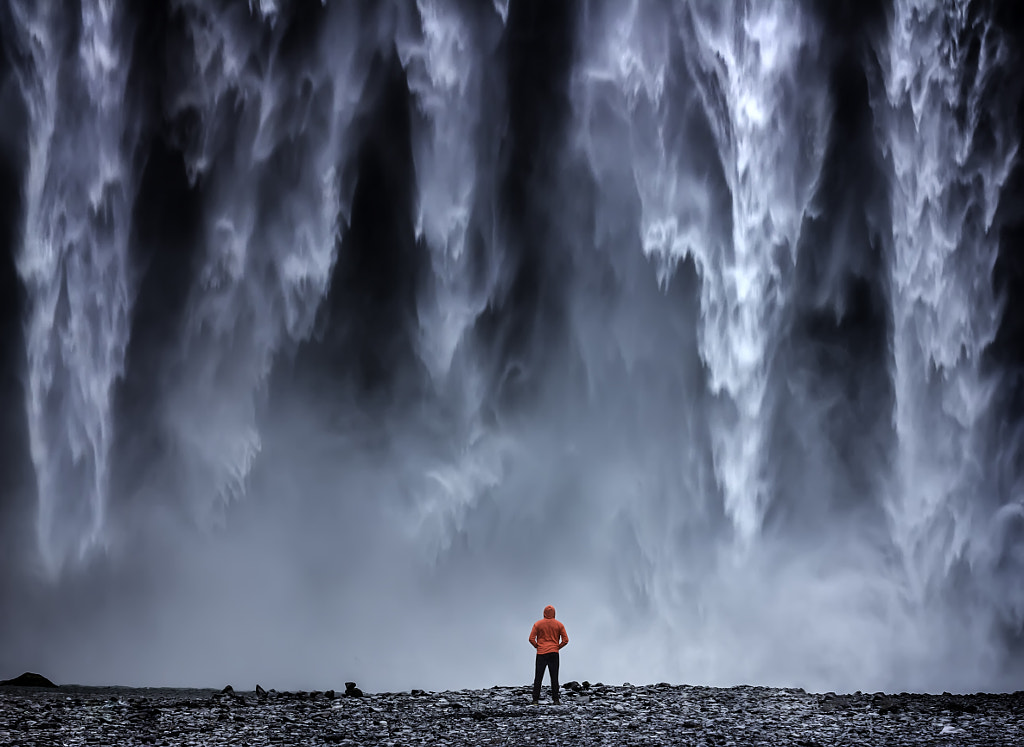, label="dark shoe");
[531,698,539,705]
[552,697,561,705]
